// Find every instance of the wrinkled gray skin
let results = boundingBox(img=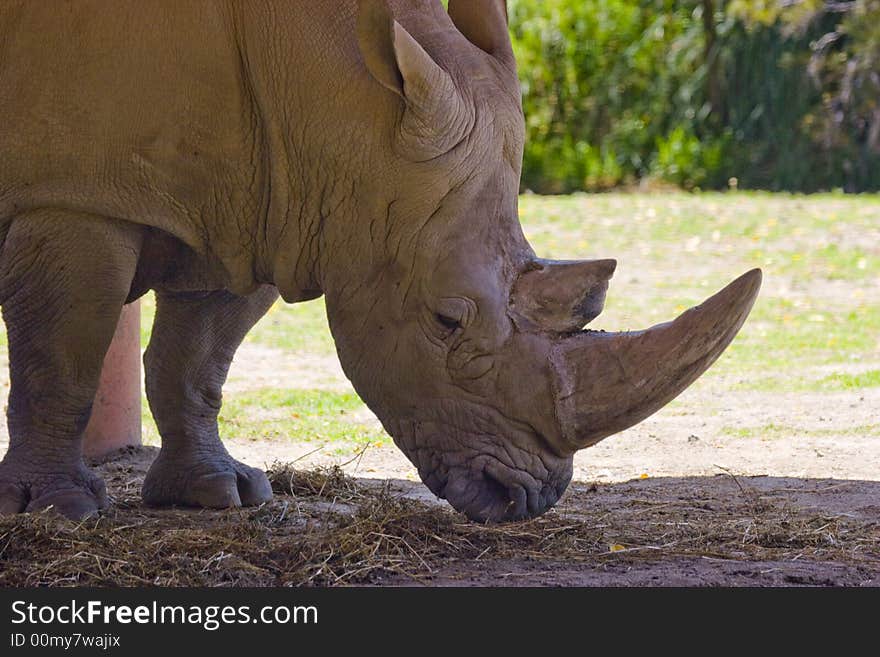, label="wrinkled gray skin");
[0,0,760,523]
